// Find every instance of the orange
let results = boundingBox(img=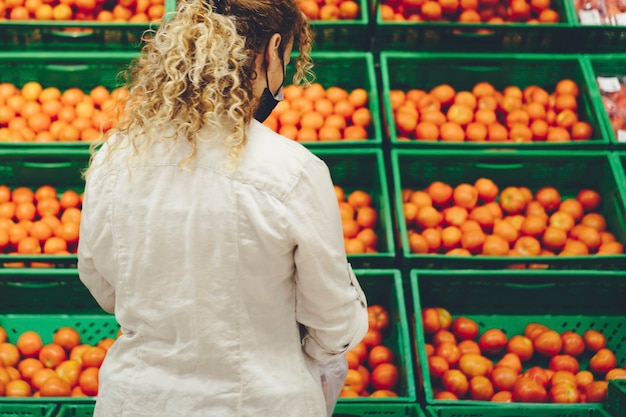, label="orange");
[351,107,371,127]
[547,126,571,142]
[466,122,487,141]
[461,230,486,254]
[509,124,533,143]
[415,121,439,141]
[420,110,447,126]
[17,236,42,254]
[344,125,368,140]
[428,181,454,207]
[430,84,456,106]
[43,236,68,254]
[421,1,442,20]
[571,121,592,140]
[441,226,462,250]
[472,82,496,97]
[555,79,579,97]
[493,218,519,243]
[453,183,478,210]
[326,86,349,104]
[474,109,497,125]
[440,122,465,141]
[348,88,368,108]
[488,123,509,142]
